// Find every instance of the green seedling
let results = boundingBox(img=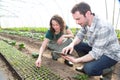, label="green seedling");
[32,52,39,58]
[3,39,8,43]
[73,74,89,80]
[8,41,16,46]
[18,43,25,50]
